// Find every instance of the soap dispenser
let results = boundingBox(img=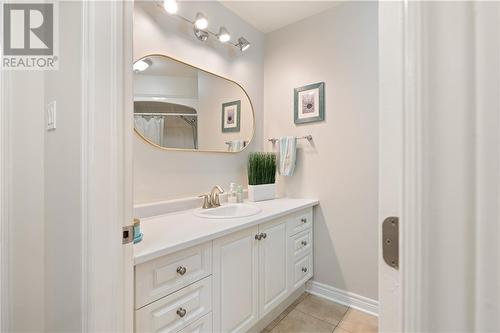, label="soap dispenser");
[237,185,244,203]
[228,182,237,203]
